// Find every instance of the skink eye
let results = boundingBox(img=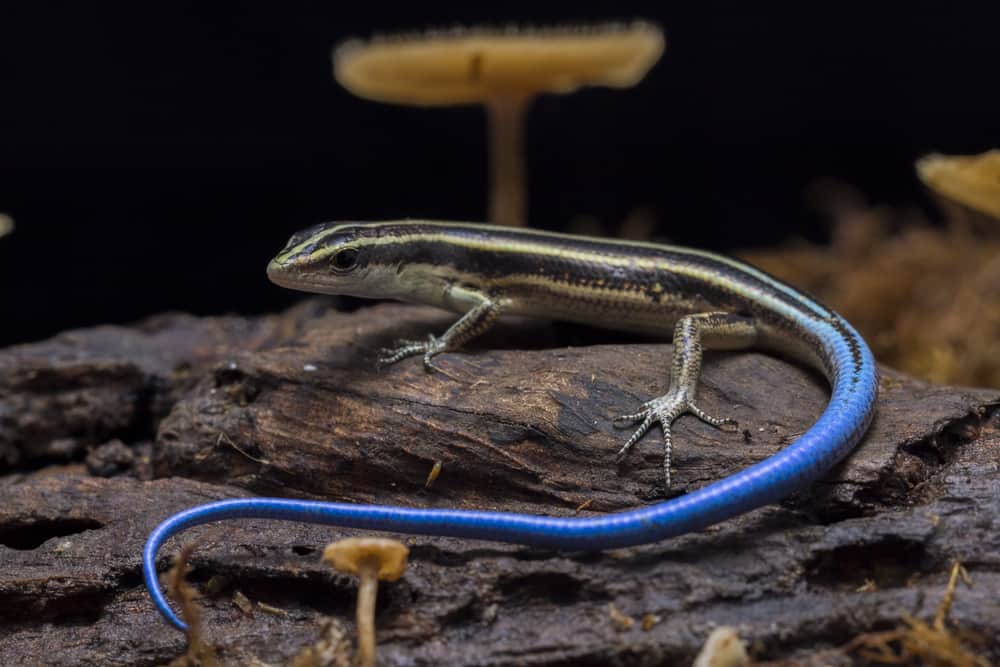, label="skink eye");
[331,248,359,272]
